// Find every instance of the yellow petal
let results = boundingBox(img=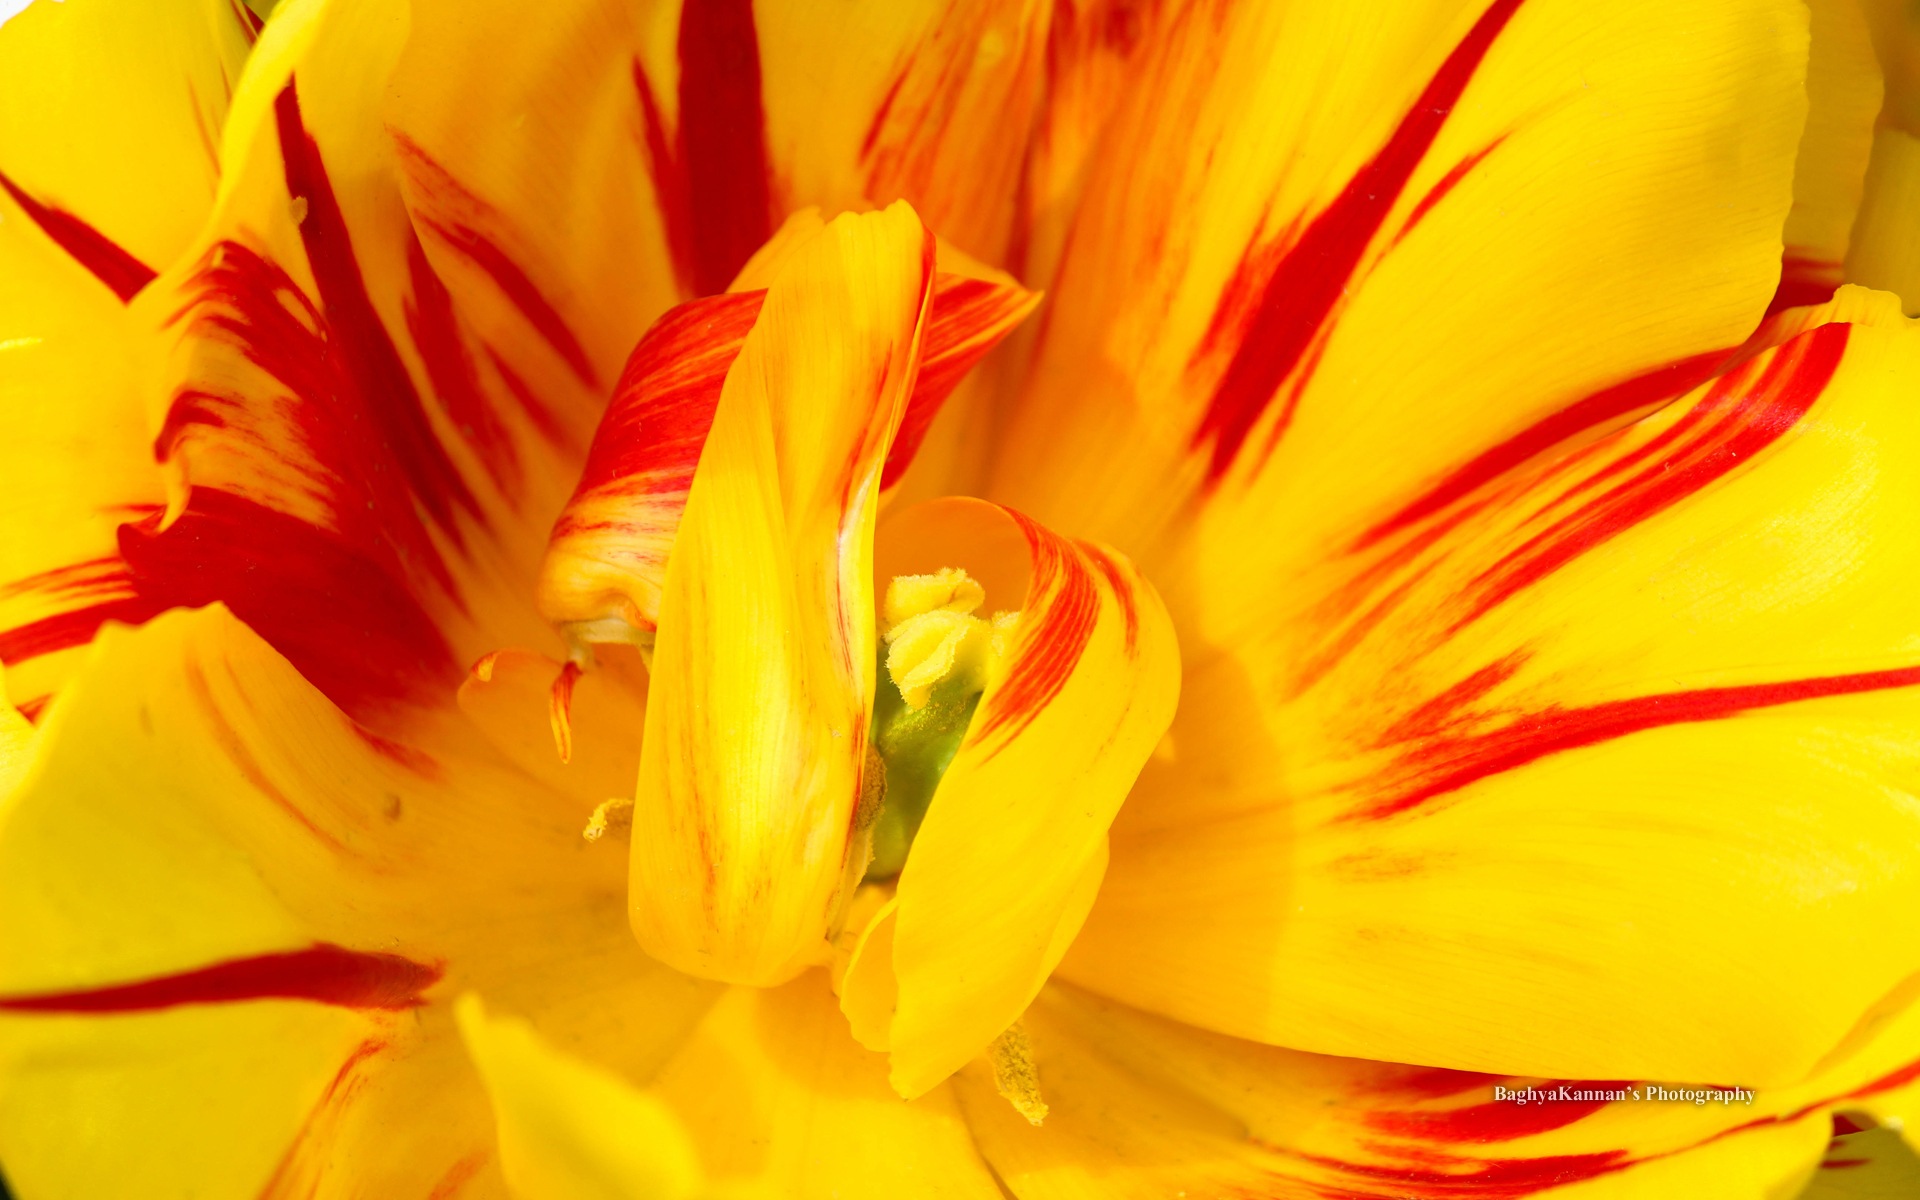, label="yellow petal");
[457,994,703,1200]
[993,0,1809,575]
[648,974,1006,1199]
[0,1003,394,1199]
[1774,0,1882,315]
[630,204,933,985]
[1067,304,1920,1086]
[0,599,723,1195]
[955,982,1920,1200]
[0,171,165,718]
[0,0,254,287]
[1845,129,1920,312]
[846,497,1177,1097]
